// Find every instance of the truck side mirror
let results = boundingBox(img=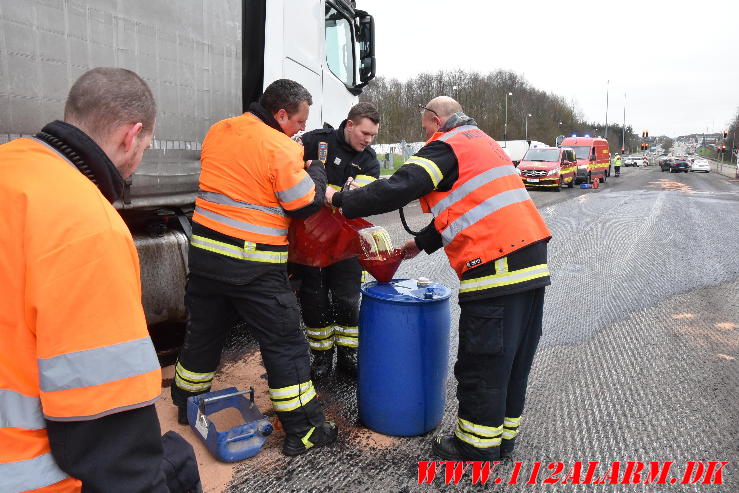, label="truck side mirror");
[355,11,376,88]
